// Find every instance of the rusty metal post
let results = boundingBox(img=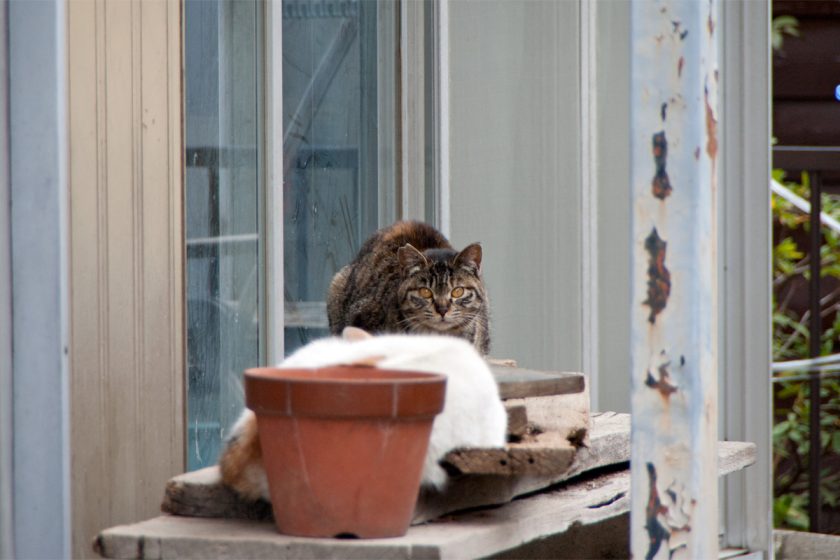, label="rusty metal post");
[630,1,719,559]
